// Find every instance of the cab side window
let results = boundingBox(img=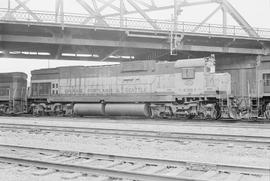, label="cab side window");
[263,74,270,86]
[51,83,59,95]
